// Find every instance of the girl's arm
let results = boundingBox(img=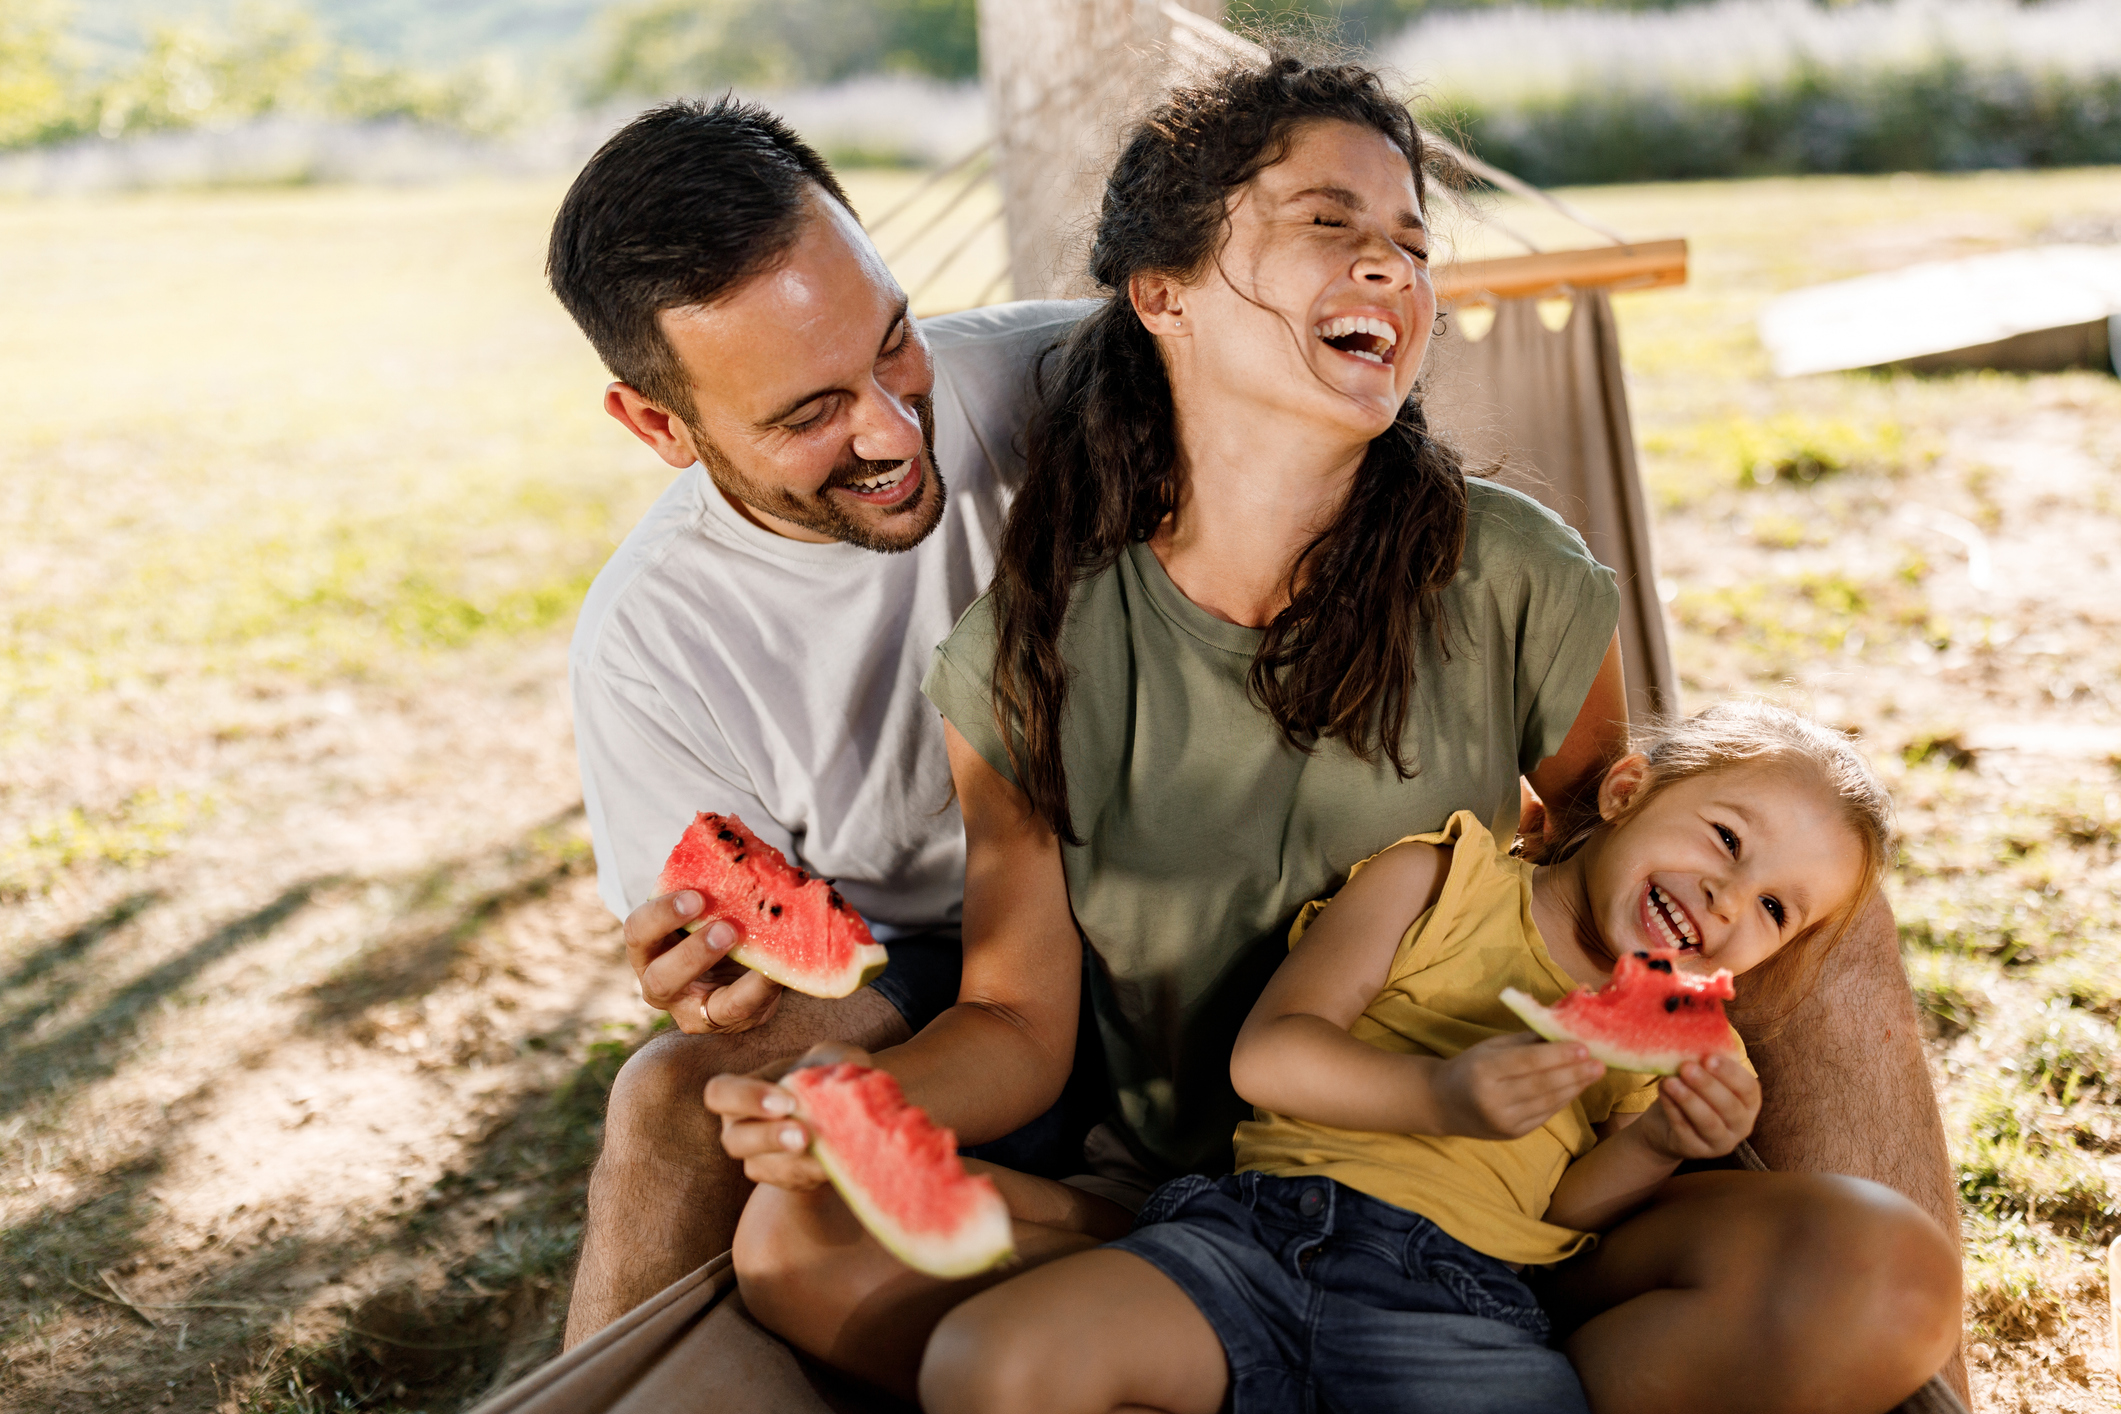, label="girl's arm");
[1231,842,1604,1141]
[1543,1053,1761,1231]
[710,722,1085,1190]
